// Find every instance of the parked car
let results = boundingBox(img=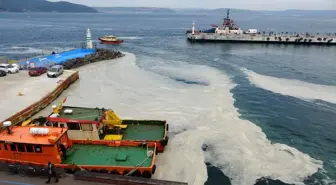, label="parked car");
[0,64,19,74]
[10,63,20,70]
[47,65,63,78]
[7,64,20,73]
[28,67,47,77]
[0,65,8,73]
[0,70,6,77]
